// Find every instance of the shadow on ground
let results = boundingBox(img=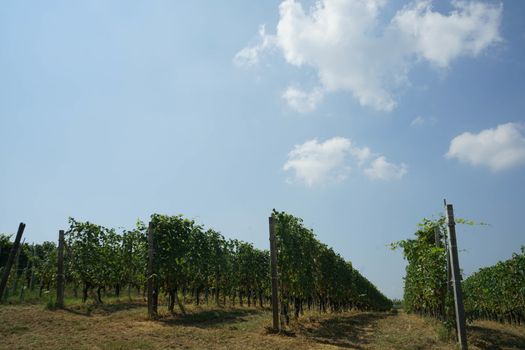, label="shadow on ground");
[296,312,393,349]
[158,308,264,329]
[469,324,525,350]
[63,301,145,316]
